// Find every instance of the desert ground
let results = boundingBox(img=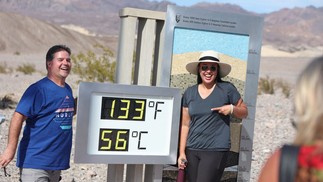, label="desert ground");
[0,46,320,181]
